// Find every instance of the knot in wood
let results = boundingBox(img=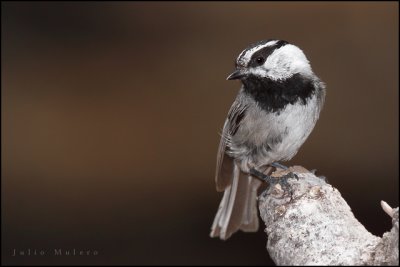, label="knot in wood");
[275,205,286,216]
[309,185,323,199]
